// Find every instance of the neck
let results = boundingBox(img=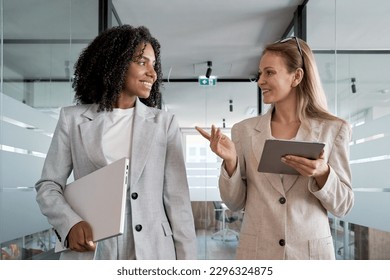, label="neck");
[272,92,300,124]
[116,95,136,109]
[272,106,299,124]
